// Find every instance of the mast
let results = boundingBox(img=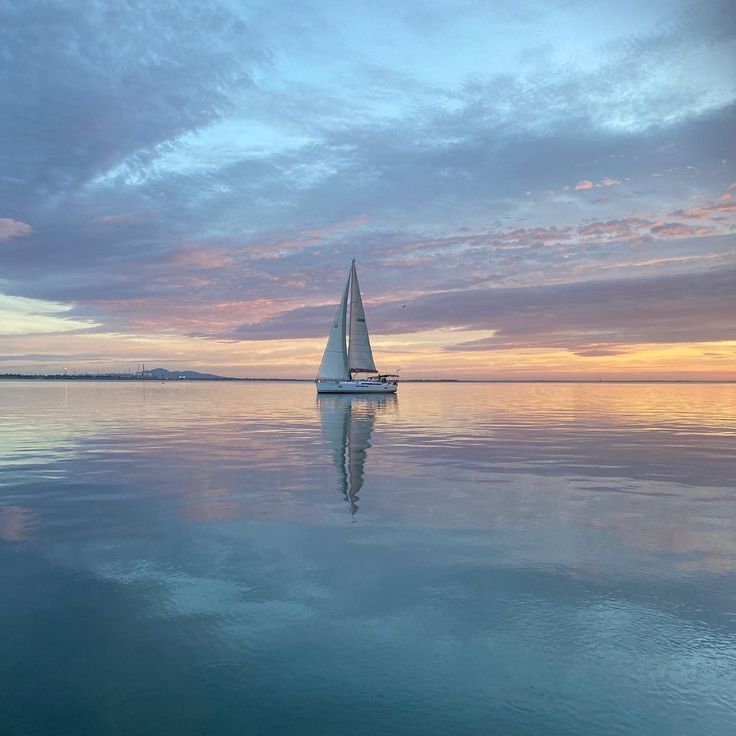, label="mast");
[316,271,351,381]
[348,260,377,375]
